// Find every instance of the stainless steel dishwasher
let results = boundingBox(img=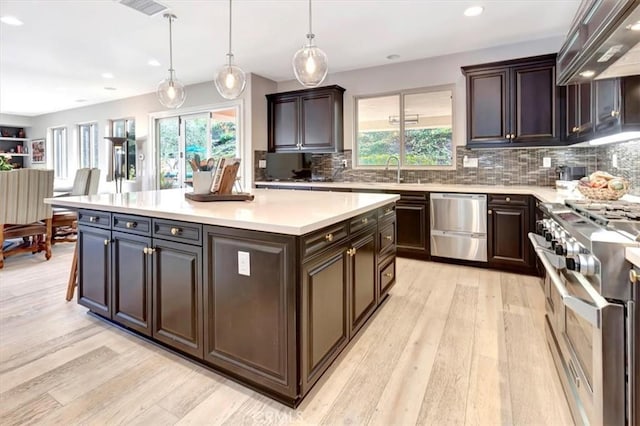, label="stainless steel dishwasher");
[430,193,487,262]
